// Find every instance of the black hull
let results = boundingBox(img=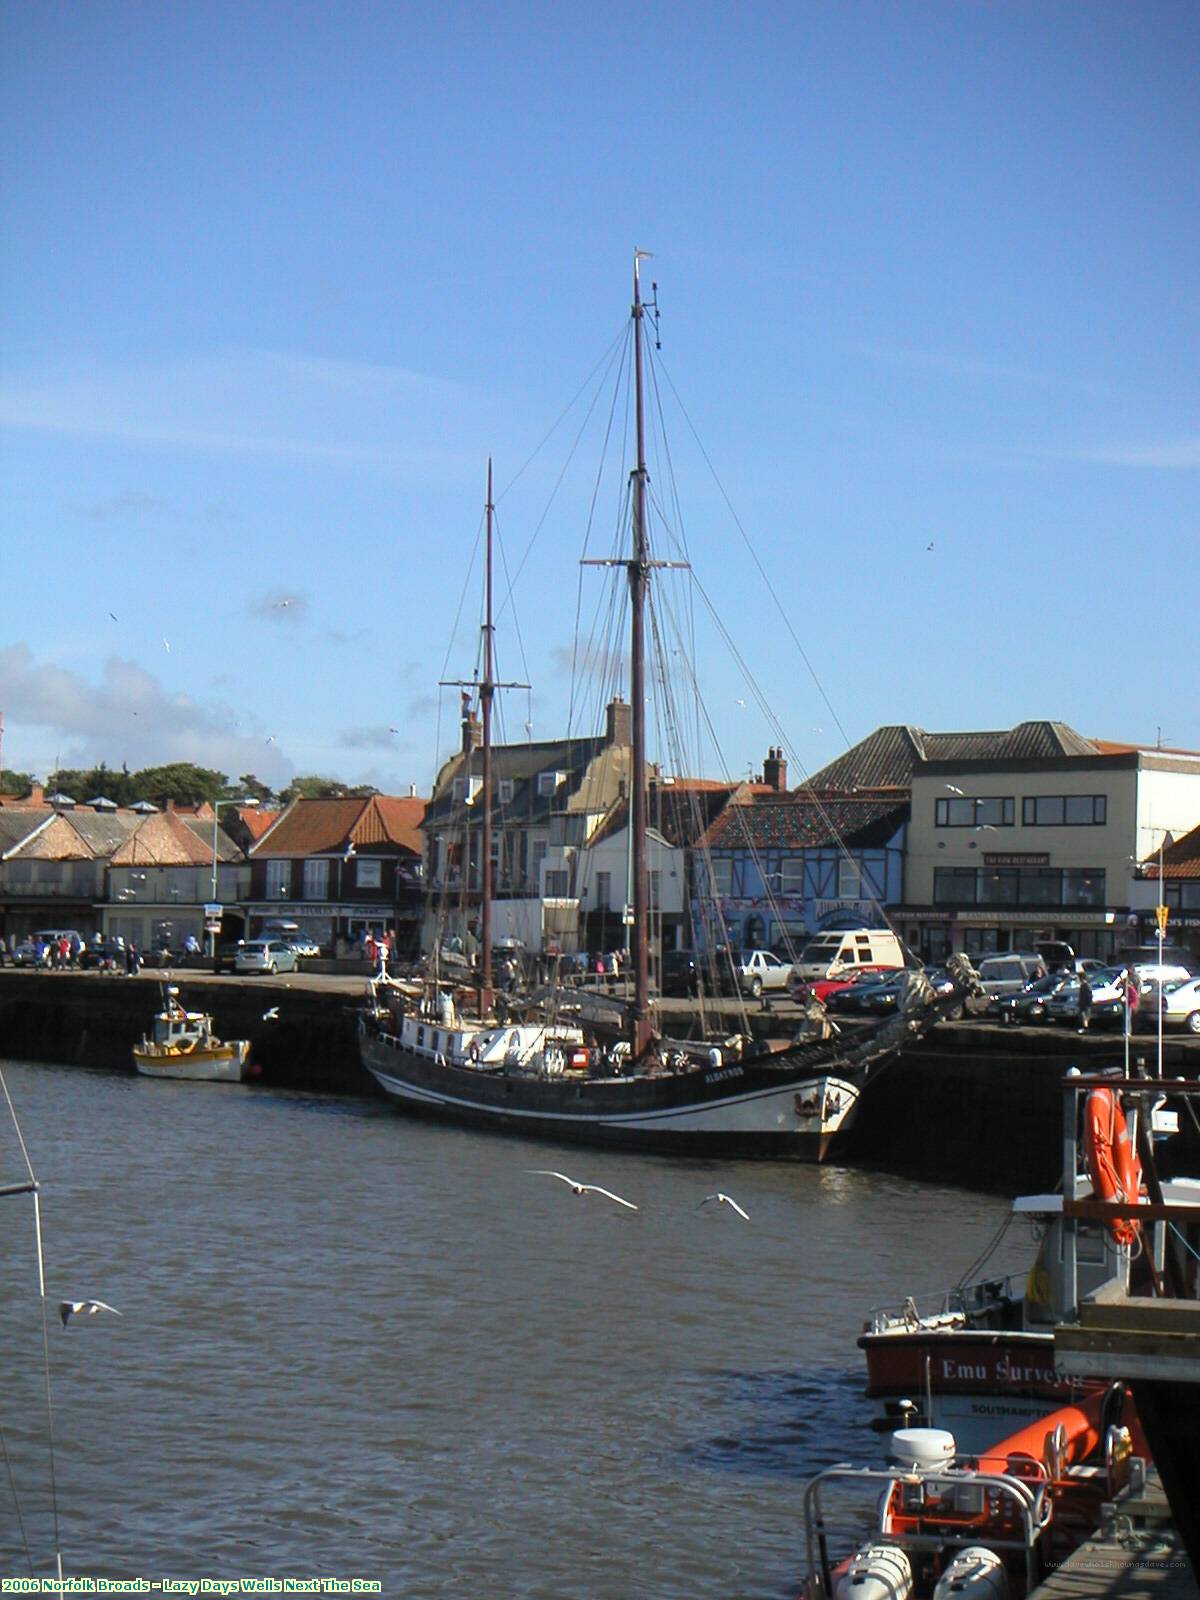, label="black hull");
[359,1016,879,1162]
